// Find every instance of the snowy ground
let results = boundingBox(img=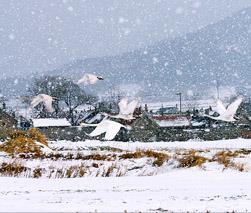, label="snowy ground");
[1,139,251,212]
[1,170,251,212]
[50,138,251,151]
